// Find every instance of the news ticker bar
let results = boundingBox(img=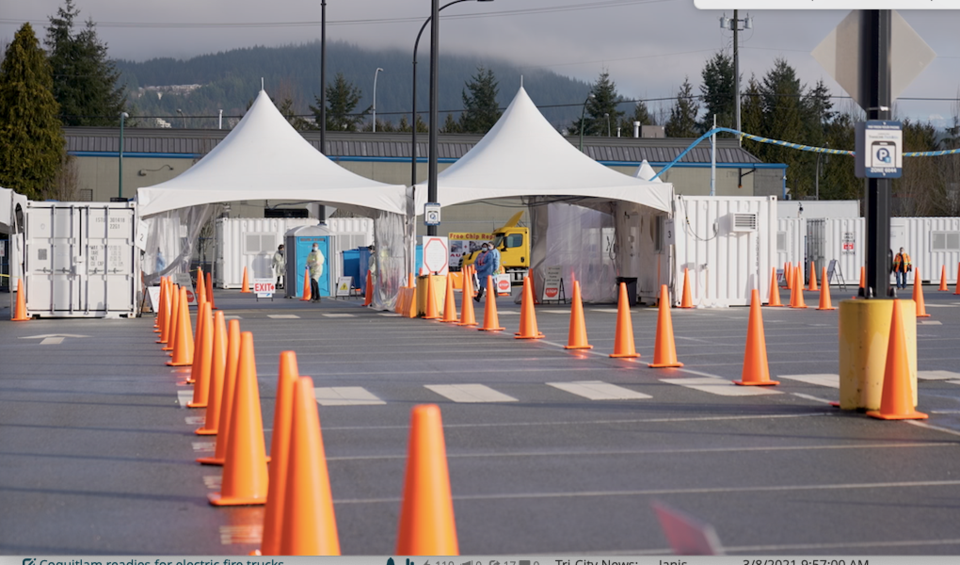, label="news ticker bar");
[694,1,957,8]
[6,556,960,565]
